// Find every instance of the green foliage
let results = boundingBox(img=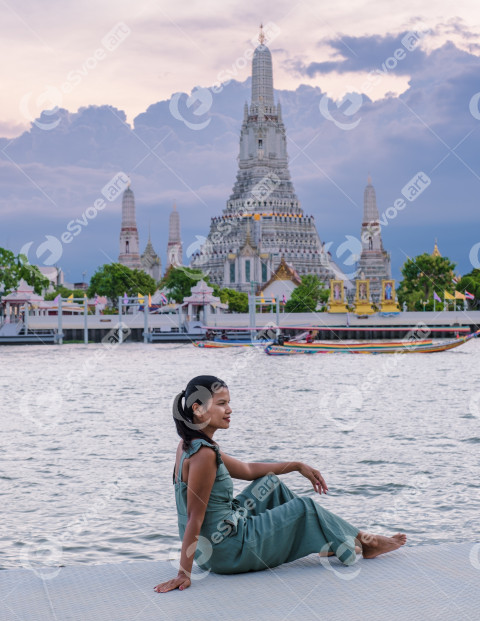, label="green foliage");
[457,269,480,309]
[87,263,157,305]
[284,275,329,313]
[0,248,50,298]
[397,253,456,311]
[159,266,206,303]
[44,286,86,301]
[218,288,249,313]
